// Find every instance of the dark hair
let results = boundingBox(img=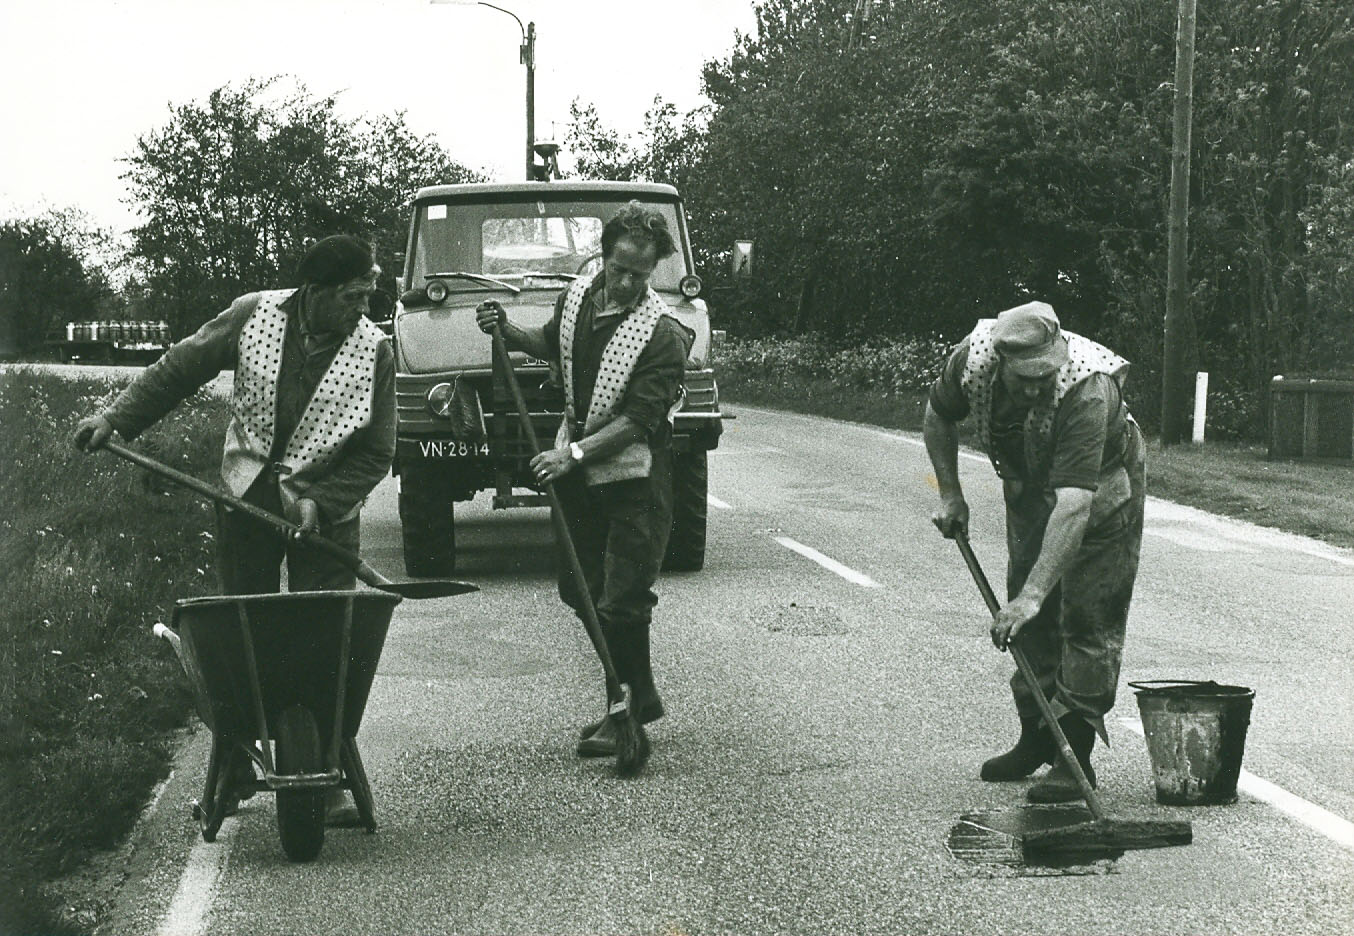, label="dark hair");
[600,201,678,261]
[296,235,375,287]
